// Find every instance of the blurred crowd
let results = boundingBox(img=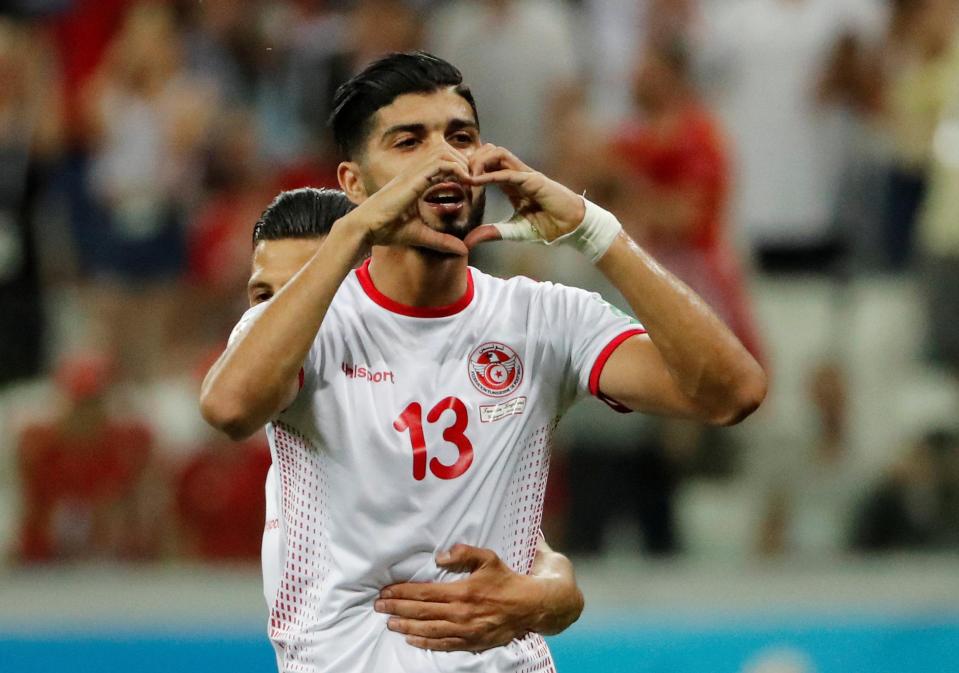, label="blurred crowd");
[1,0,958,565]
